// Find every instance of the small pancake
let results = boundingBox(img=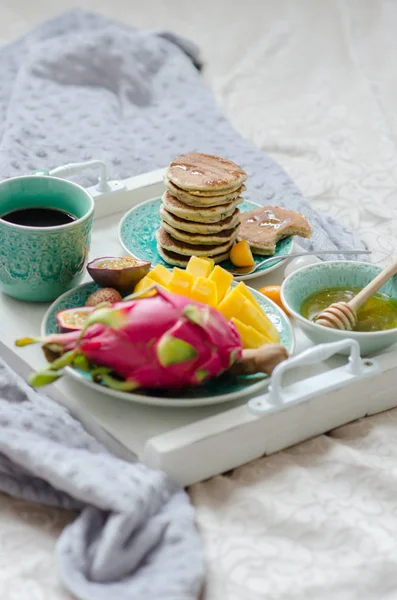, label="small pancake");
[161,220,239,245]
[165,178,245,207]
[239,206,312,255]
[156,227,235,257]
[164,176,244,197]
[162,191,242,223]
[158,246,230,267]
[184,183,242,197]
[160,206,241,234]
[167,152,247,192]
